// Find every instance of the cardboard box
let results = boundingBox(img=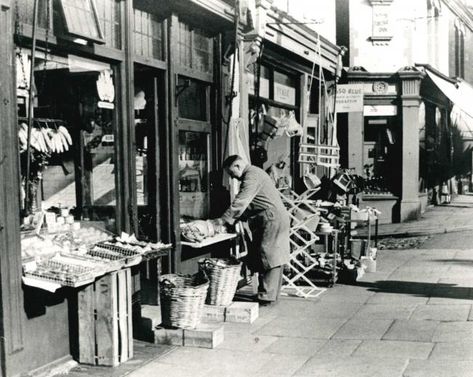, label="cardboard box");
[183,323,224,349]
[225,301,259,324]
